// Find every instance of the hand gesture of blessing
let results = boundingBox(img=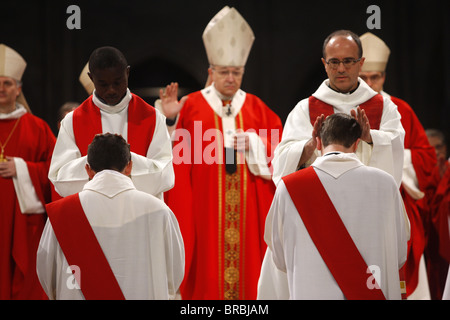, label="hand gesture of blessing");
[159,82,188,120]
[350,106,373,144]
